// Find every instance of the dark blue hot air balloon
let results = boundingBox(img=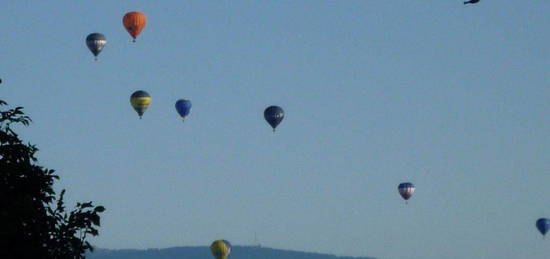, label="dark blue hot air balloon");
[536,218,550,237]
[85,33,106,60]
[175,99,192,121]
[264,105,284,132]
[398,182,415,203]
